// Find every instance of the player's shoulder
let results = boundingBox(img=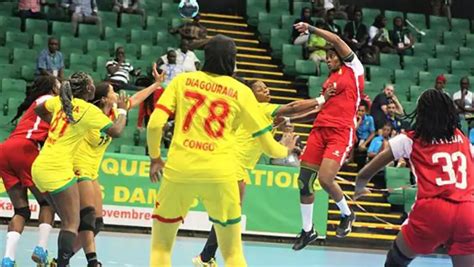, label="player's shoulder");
[35,94,53,105]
